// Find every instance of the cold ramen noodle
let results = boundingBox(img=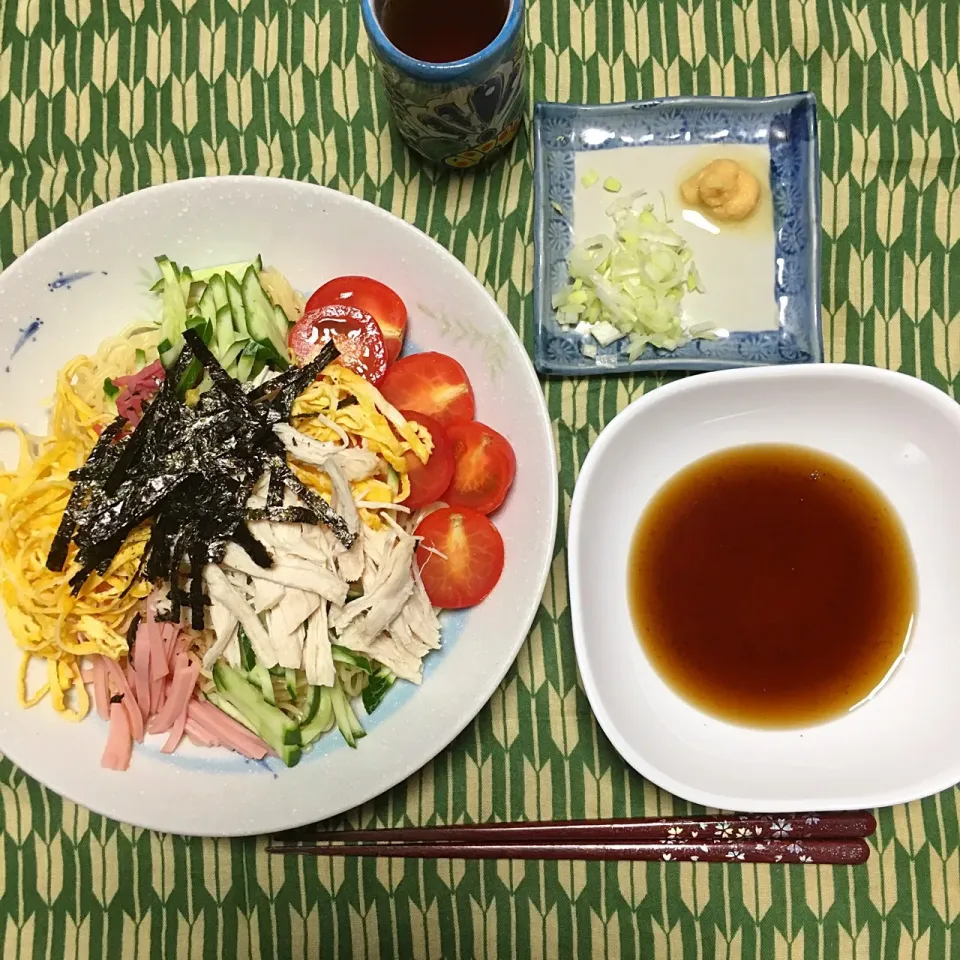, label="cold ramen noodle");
[0,259,515,769]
